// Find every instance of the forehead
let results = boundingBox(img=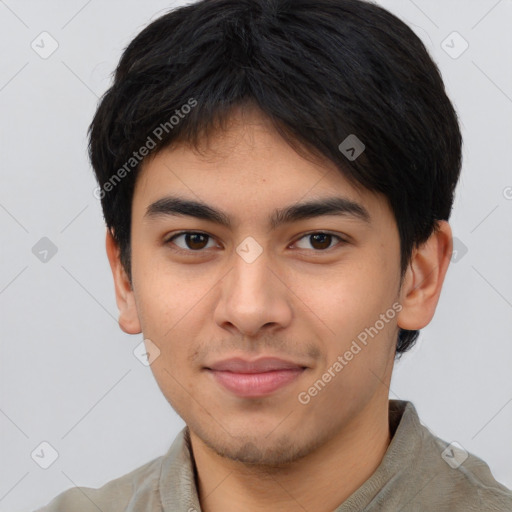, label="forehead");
[132,107,392,229]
